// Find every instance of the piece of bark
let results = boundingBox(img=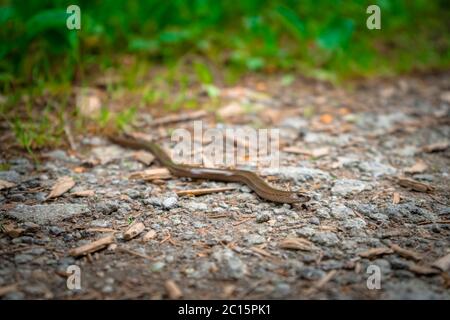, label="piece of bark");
[142,230,157,242]
[422,141,449,153]
[123,222,145,240]
[391,244,422,261]
[165,280,182,299]
[69,234,115,257]
[2,224,24,238]
[151,110,207,126]
[358,247,393,258]
[432,253,450,272]
[409,264,440,275]
[392,192,401,204]
[71,190,95,197]
[0,180,16,191]
[129,168,171,181]
[176,186,236,197]
[397,177,433,193]
[47,176,75,199]
[279,237,315,251]
[132,151,155,165]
